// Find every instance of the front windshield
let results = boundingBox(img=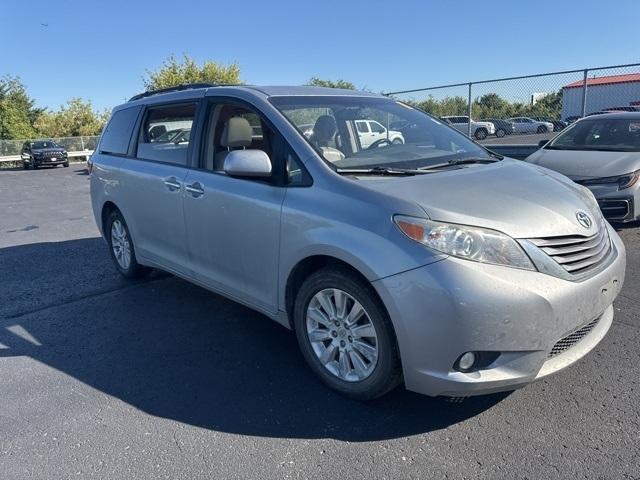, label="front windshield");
[546,117,640,152]
[31,141,59,149]
[270,96,491,170]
